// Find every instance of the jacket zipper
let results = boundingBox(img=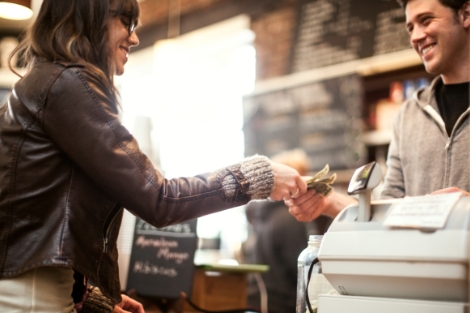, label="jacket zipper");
[103,203,122,253]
